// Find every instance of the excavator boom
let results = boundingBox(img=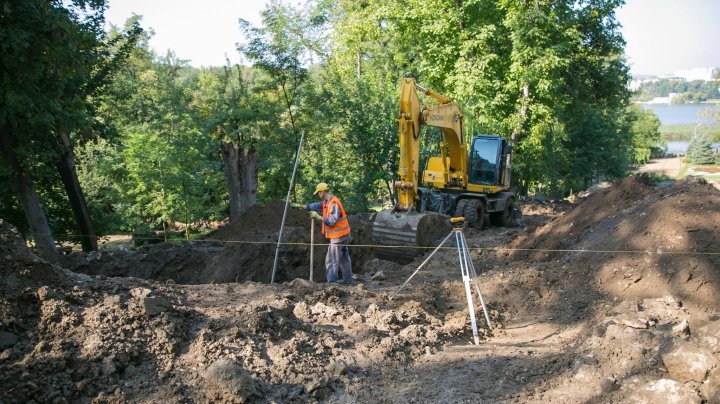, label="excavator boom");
[373,78,466,262]
[394,78,468,208]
